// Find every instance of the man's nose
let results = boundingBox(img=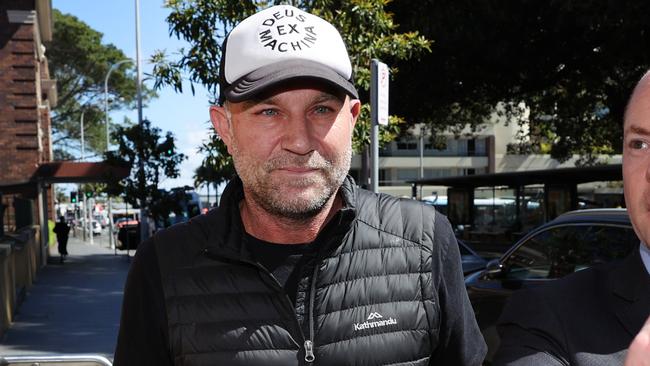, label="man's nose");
[281,115,315,155]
